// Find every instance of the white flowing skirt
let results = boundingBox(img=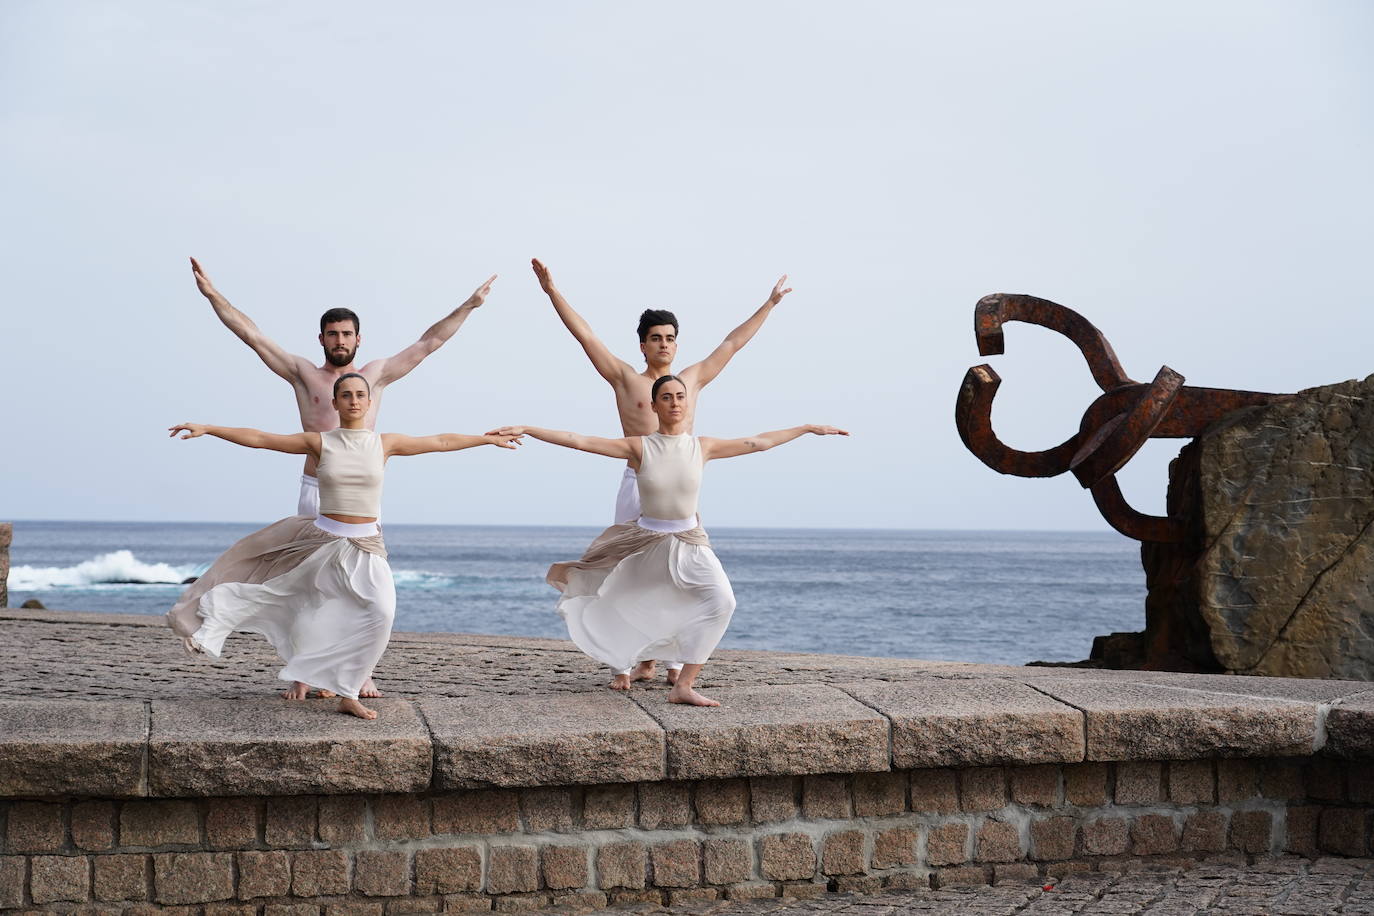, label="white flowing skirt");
[553,528,735,672]
[170,517,395,700]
